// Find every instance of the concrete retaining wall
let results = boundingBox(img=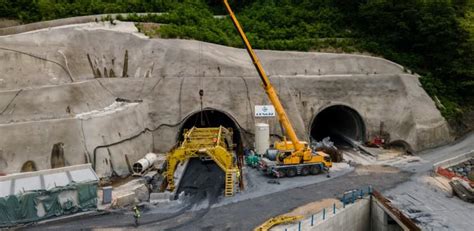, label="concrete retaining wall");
[0,100,153,178]
[275,196,409,231]
[303,199,370,231]
[371,199,404,231]
[0,119,86,173]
